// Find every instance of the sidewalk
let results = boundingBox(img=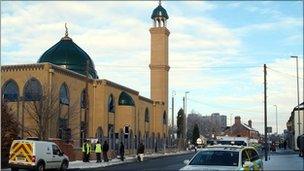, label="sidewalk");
[69,150,192,169]
[264,149,304,171]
